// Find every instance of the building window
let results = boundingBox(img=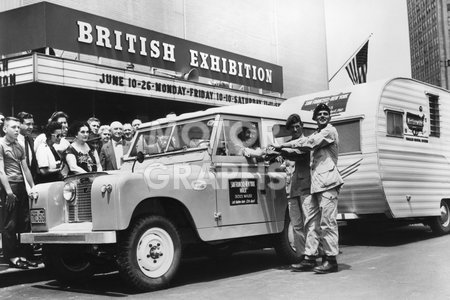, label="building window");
[386,110,404,137]
[428,93,440,137]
